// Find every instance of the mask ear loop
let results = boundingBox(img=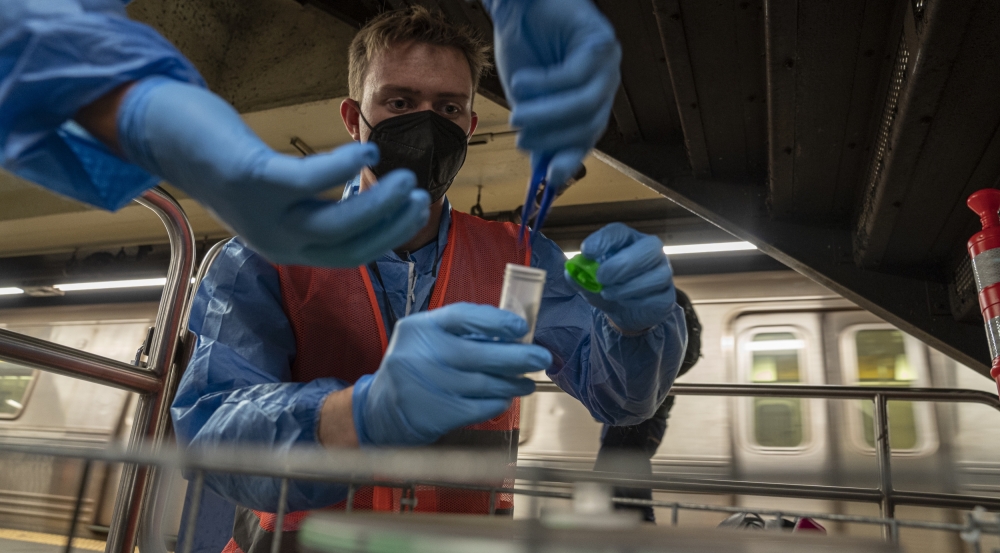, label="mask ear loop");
[356,106,375,132]
[355,106,378,181]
